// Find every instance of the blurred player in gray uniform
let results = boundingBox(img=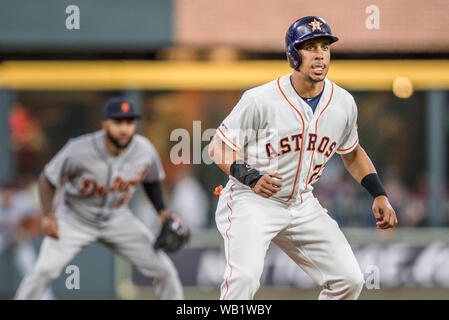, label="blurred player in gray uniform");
[15,97,184,300]
[0,180,53,299]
